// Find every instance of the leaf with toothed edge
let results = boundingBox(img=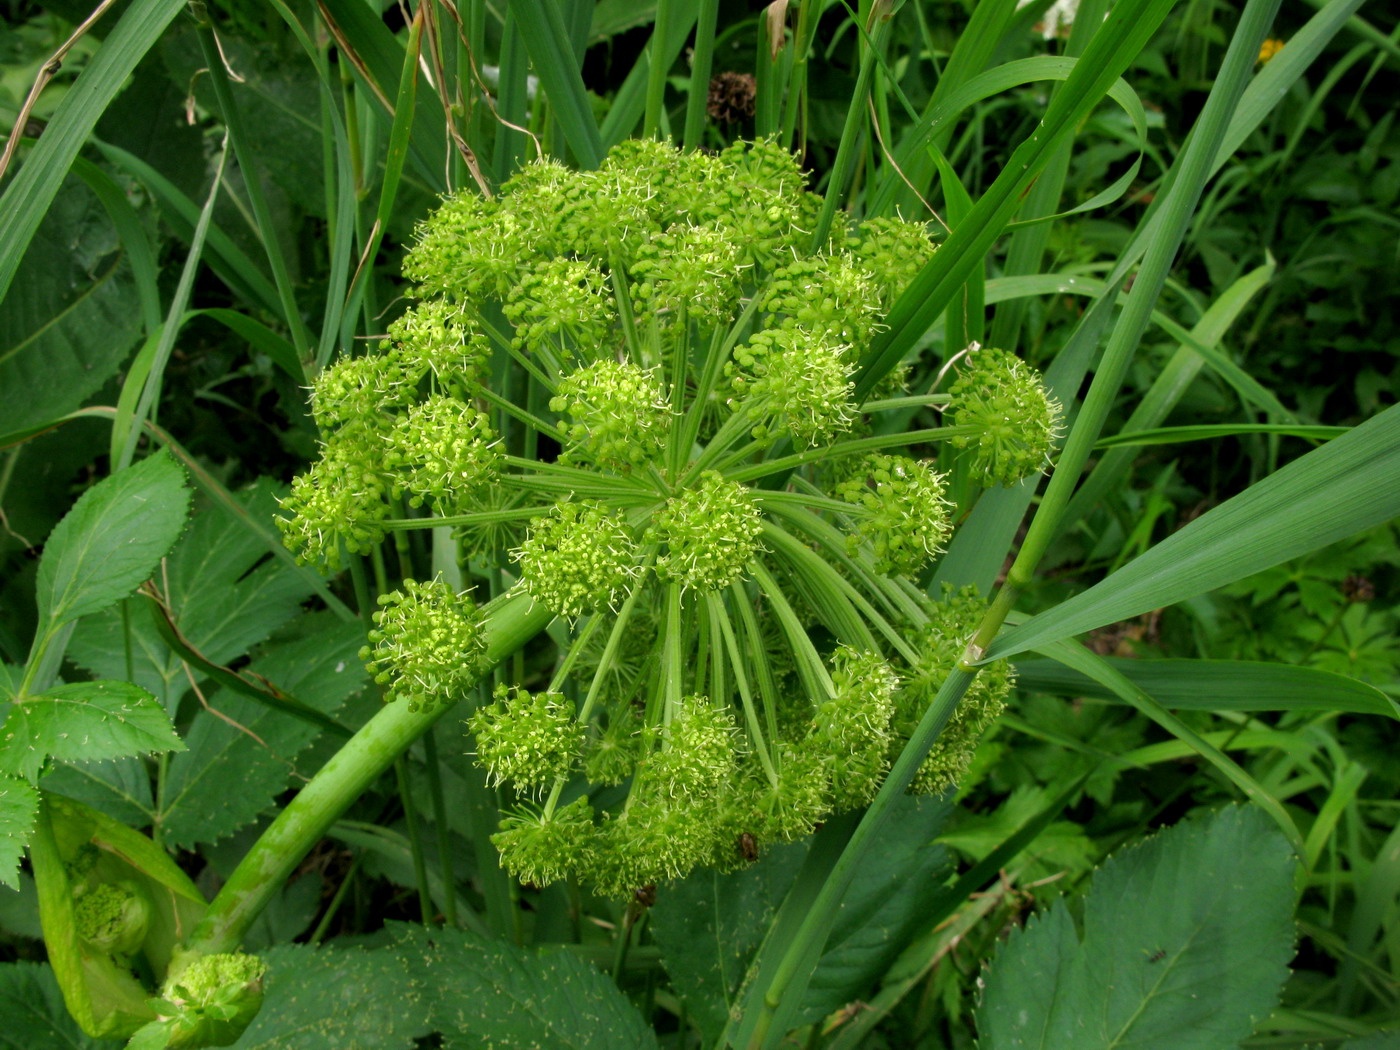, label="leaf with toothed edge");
[0,776,39,890]
[0,681,183,783]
